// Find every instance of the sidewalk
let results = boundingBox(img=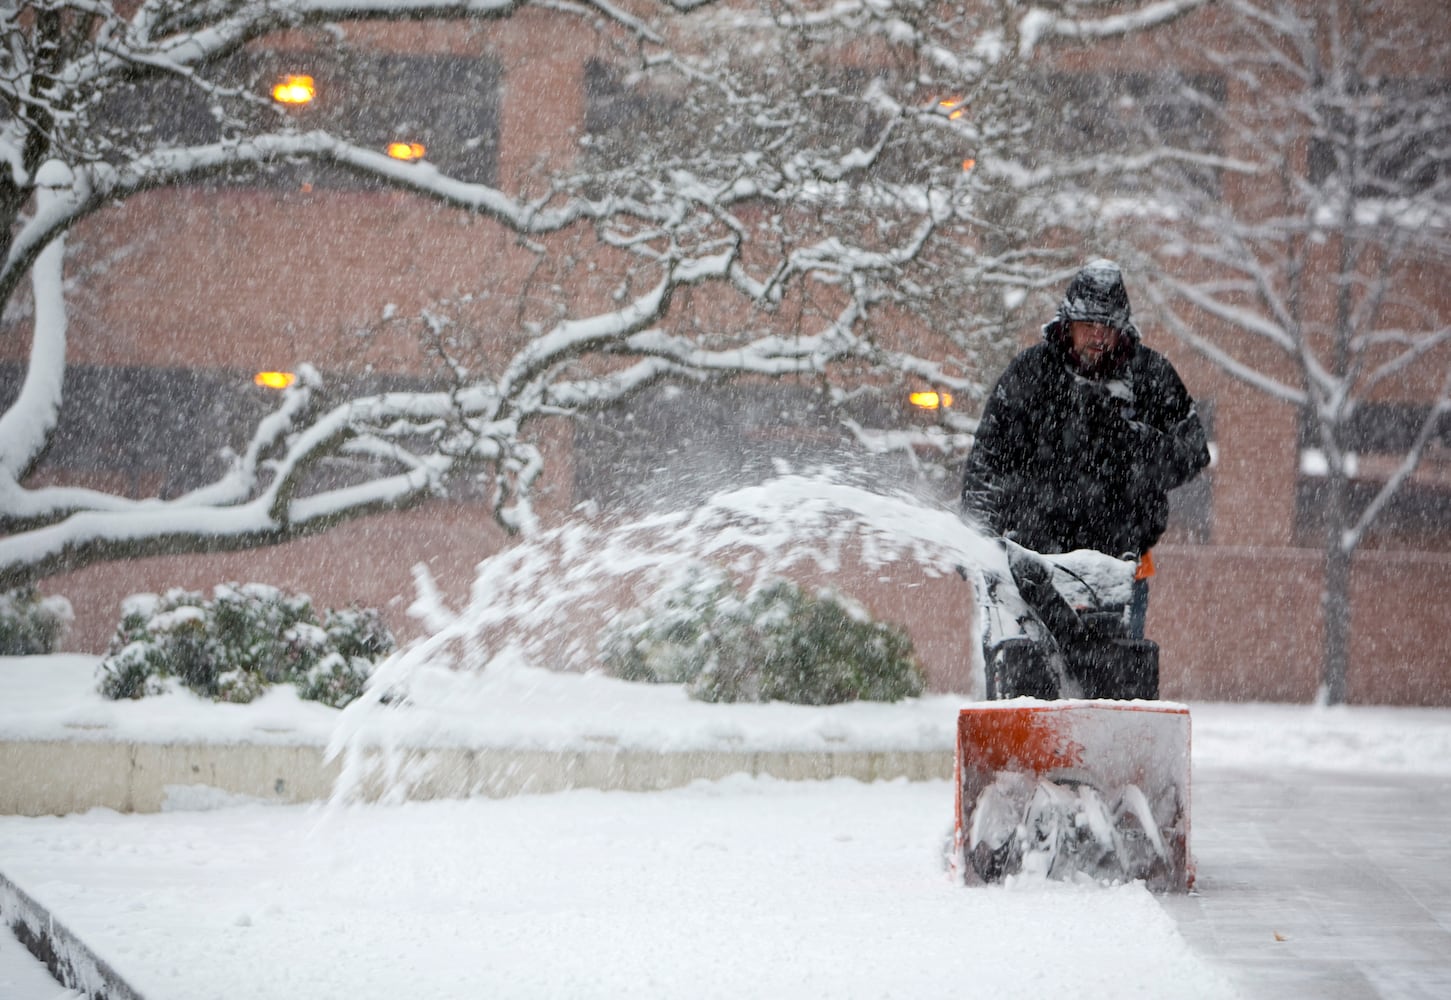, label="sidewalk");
[1162,768,1451,999]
